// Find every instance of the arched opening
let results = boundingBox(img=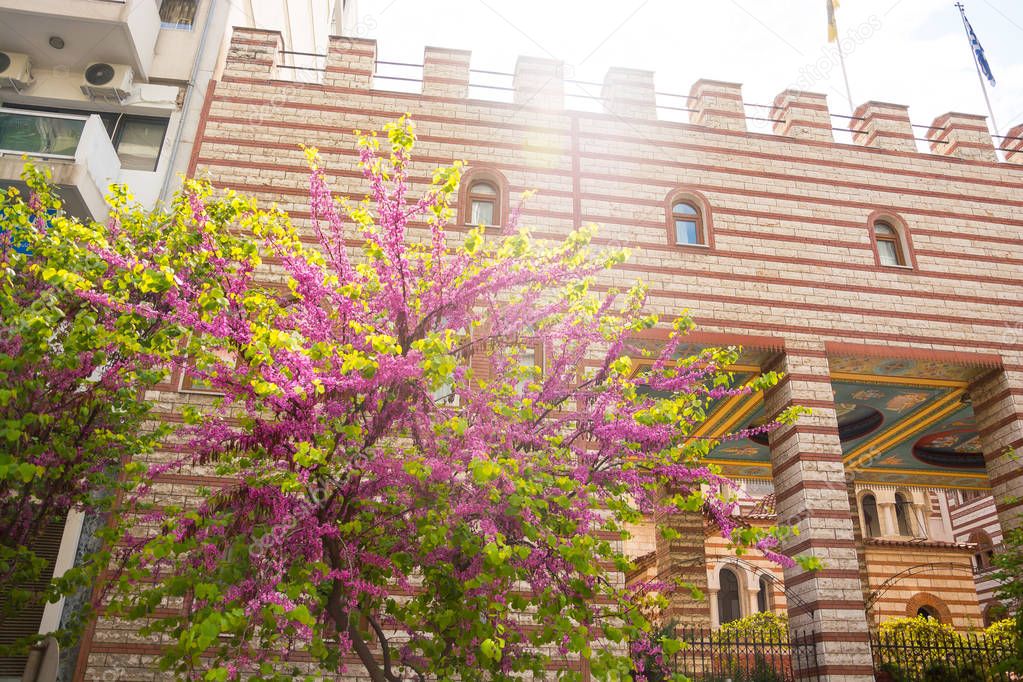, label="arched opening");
[757,576,771,613]
[916,605,939,621]
[718,567,742,624]
[969,531,995,572]
[894,492,914,537]
[861,493,881,538]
